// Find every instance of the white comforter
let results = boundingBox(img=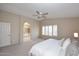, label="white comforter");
[29,39,66,56]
